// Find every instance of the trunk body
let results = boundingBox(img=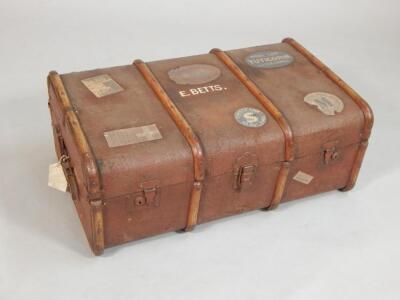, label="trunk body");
[47,38,373,255]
